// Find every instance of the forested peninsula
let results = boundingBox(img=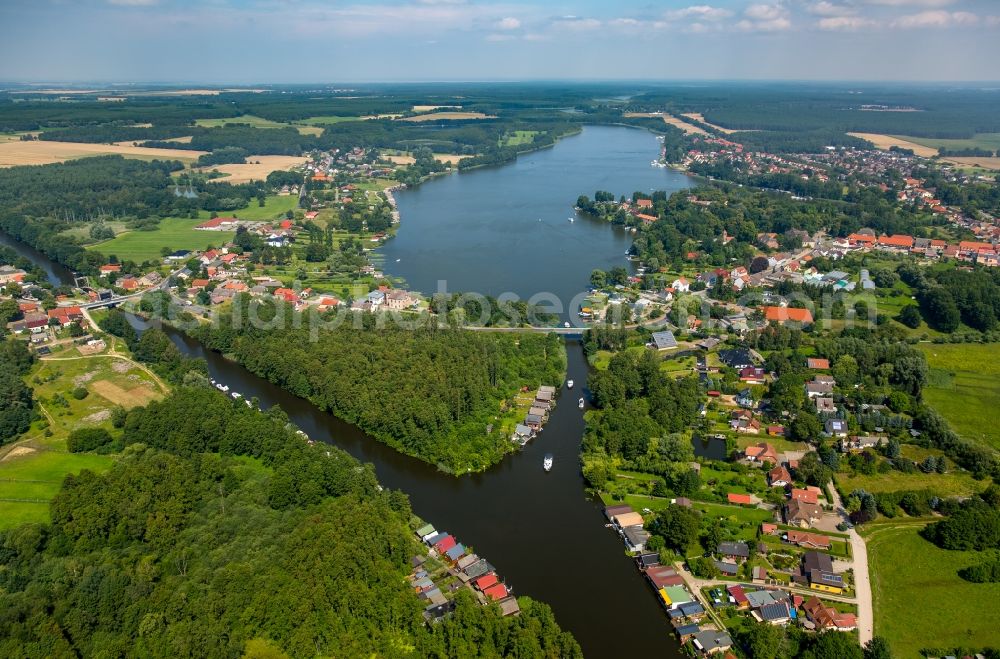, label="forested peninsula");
[0,387,581,658]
